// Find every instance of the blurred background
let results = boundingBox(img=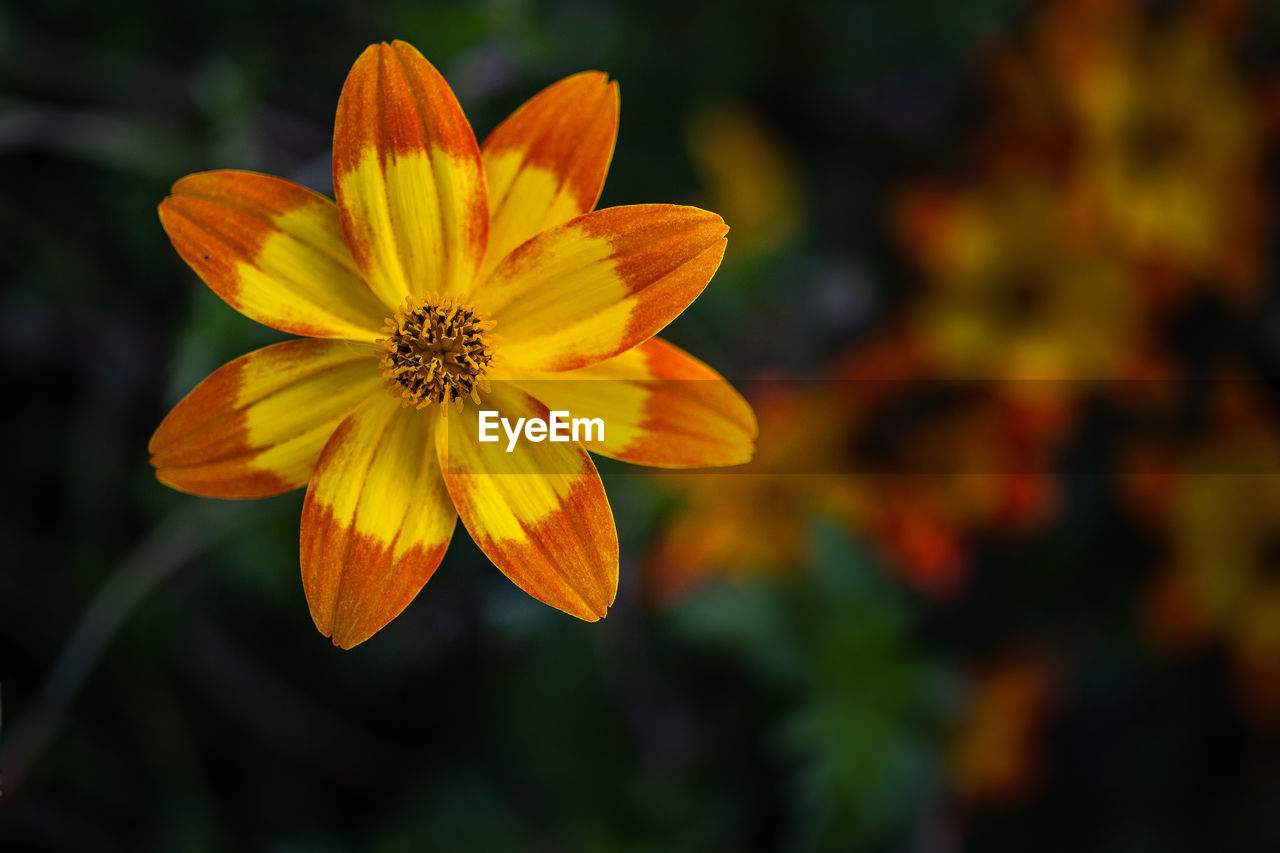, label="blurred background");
[3,0,1280,849]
